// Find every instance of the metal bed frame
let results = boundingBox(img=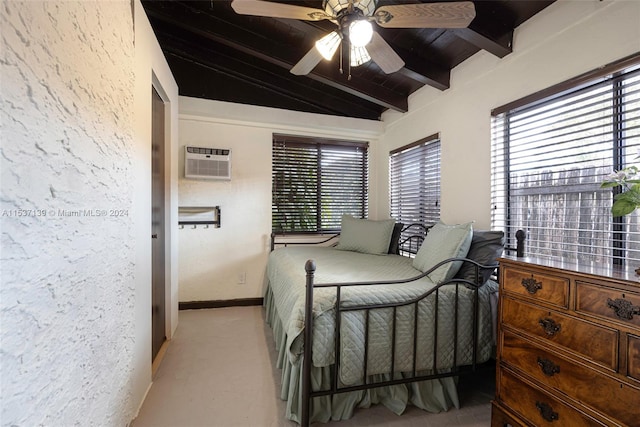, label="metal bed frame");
[271,224,503,426]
